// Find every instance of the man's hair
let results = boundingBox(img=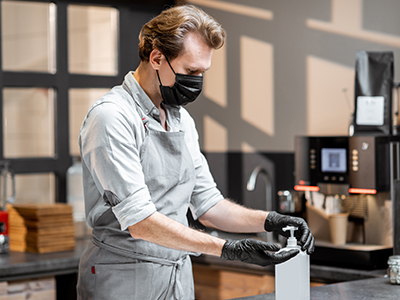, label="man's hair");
[138,4,226,62]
